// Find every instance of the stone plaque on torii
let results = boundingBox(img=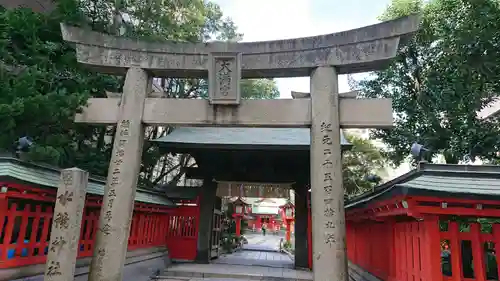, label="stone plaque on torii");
[60,14,419,281]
